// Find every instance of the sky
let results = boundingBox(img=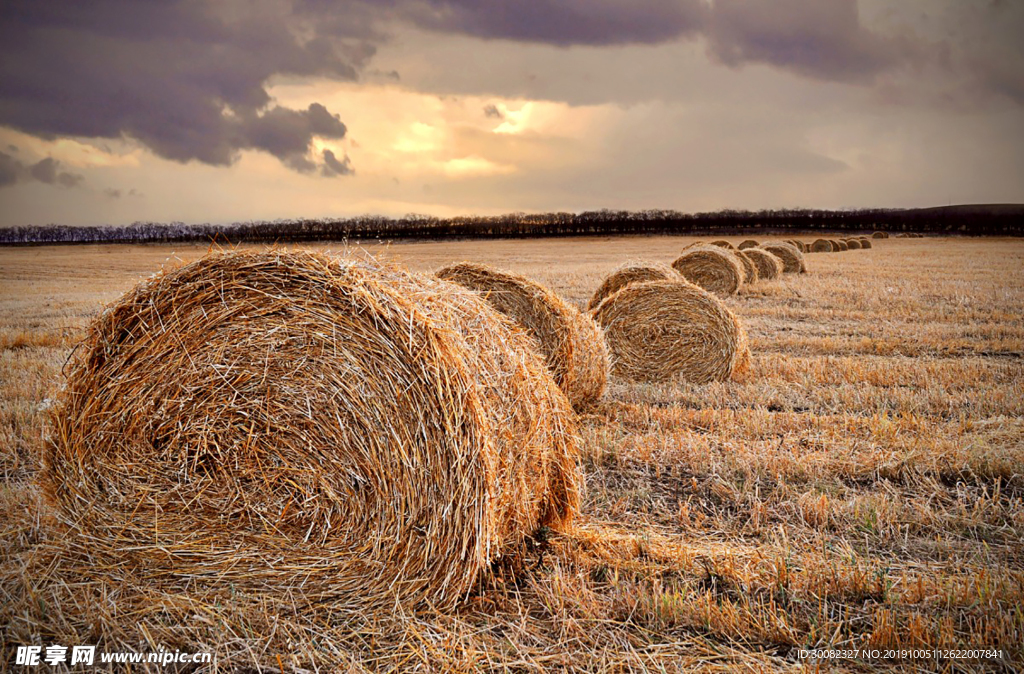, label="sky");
[1,0,1022,227]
